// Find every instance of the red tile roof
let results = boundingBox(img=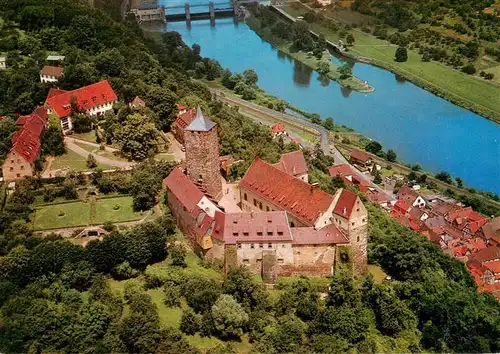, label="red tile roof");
[240,158,334,225]
[350,149,370,162]
[40,65,64,77]
[470,246,500,263]
[177,104,187,111]
[163,168,204,216]
[393,199,411,214]
[397,185,420,205]
[45,80,117,118]
[483,216,500,239]
[291,223,348,245]
[328,164,355,178]
[9,109,47,163]
[216,211,293,244]
[468,237,487,252]
[333,189,359,219]
[483,260,500,274]
[272,150,308,177]
[47,87,68,99]
[173,108,196,130]
[446,207,488,235]
[270,122,285,134]
[130,96,145,107]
